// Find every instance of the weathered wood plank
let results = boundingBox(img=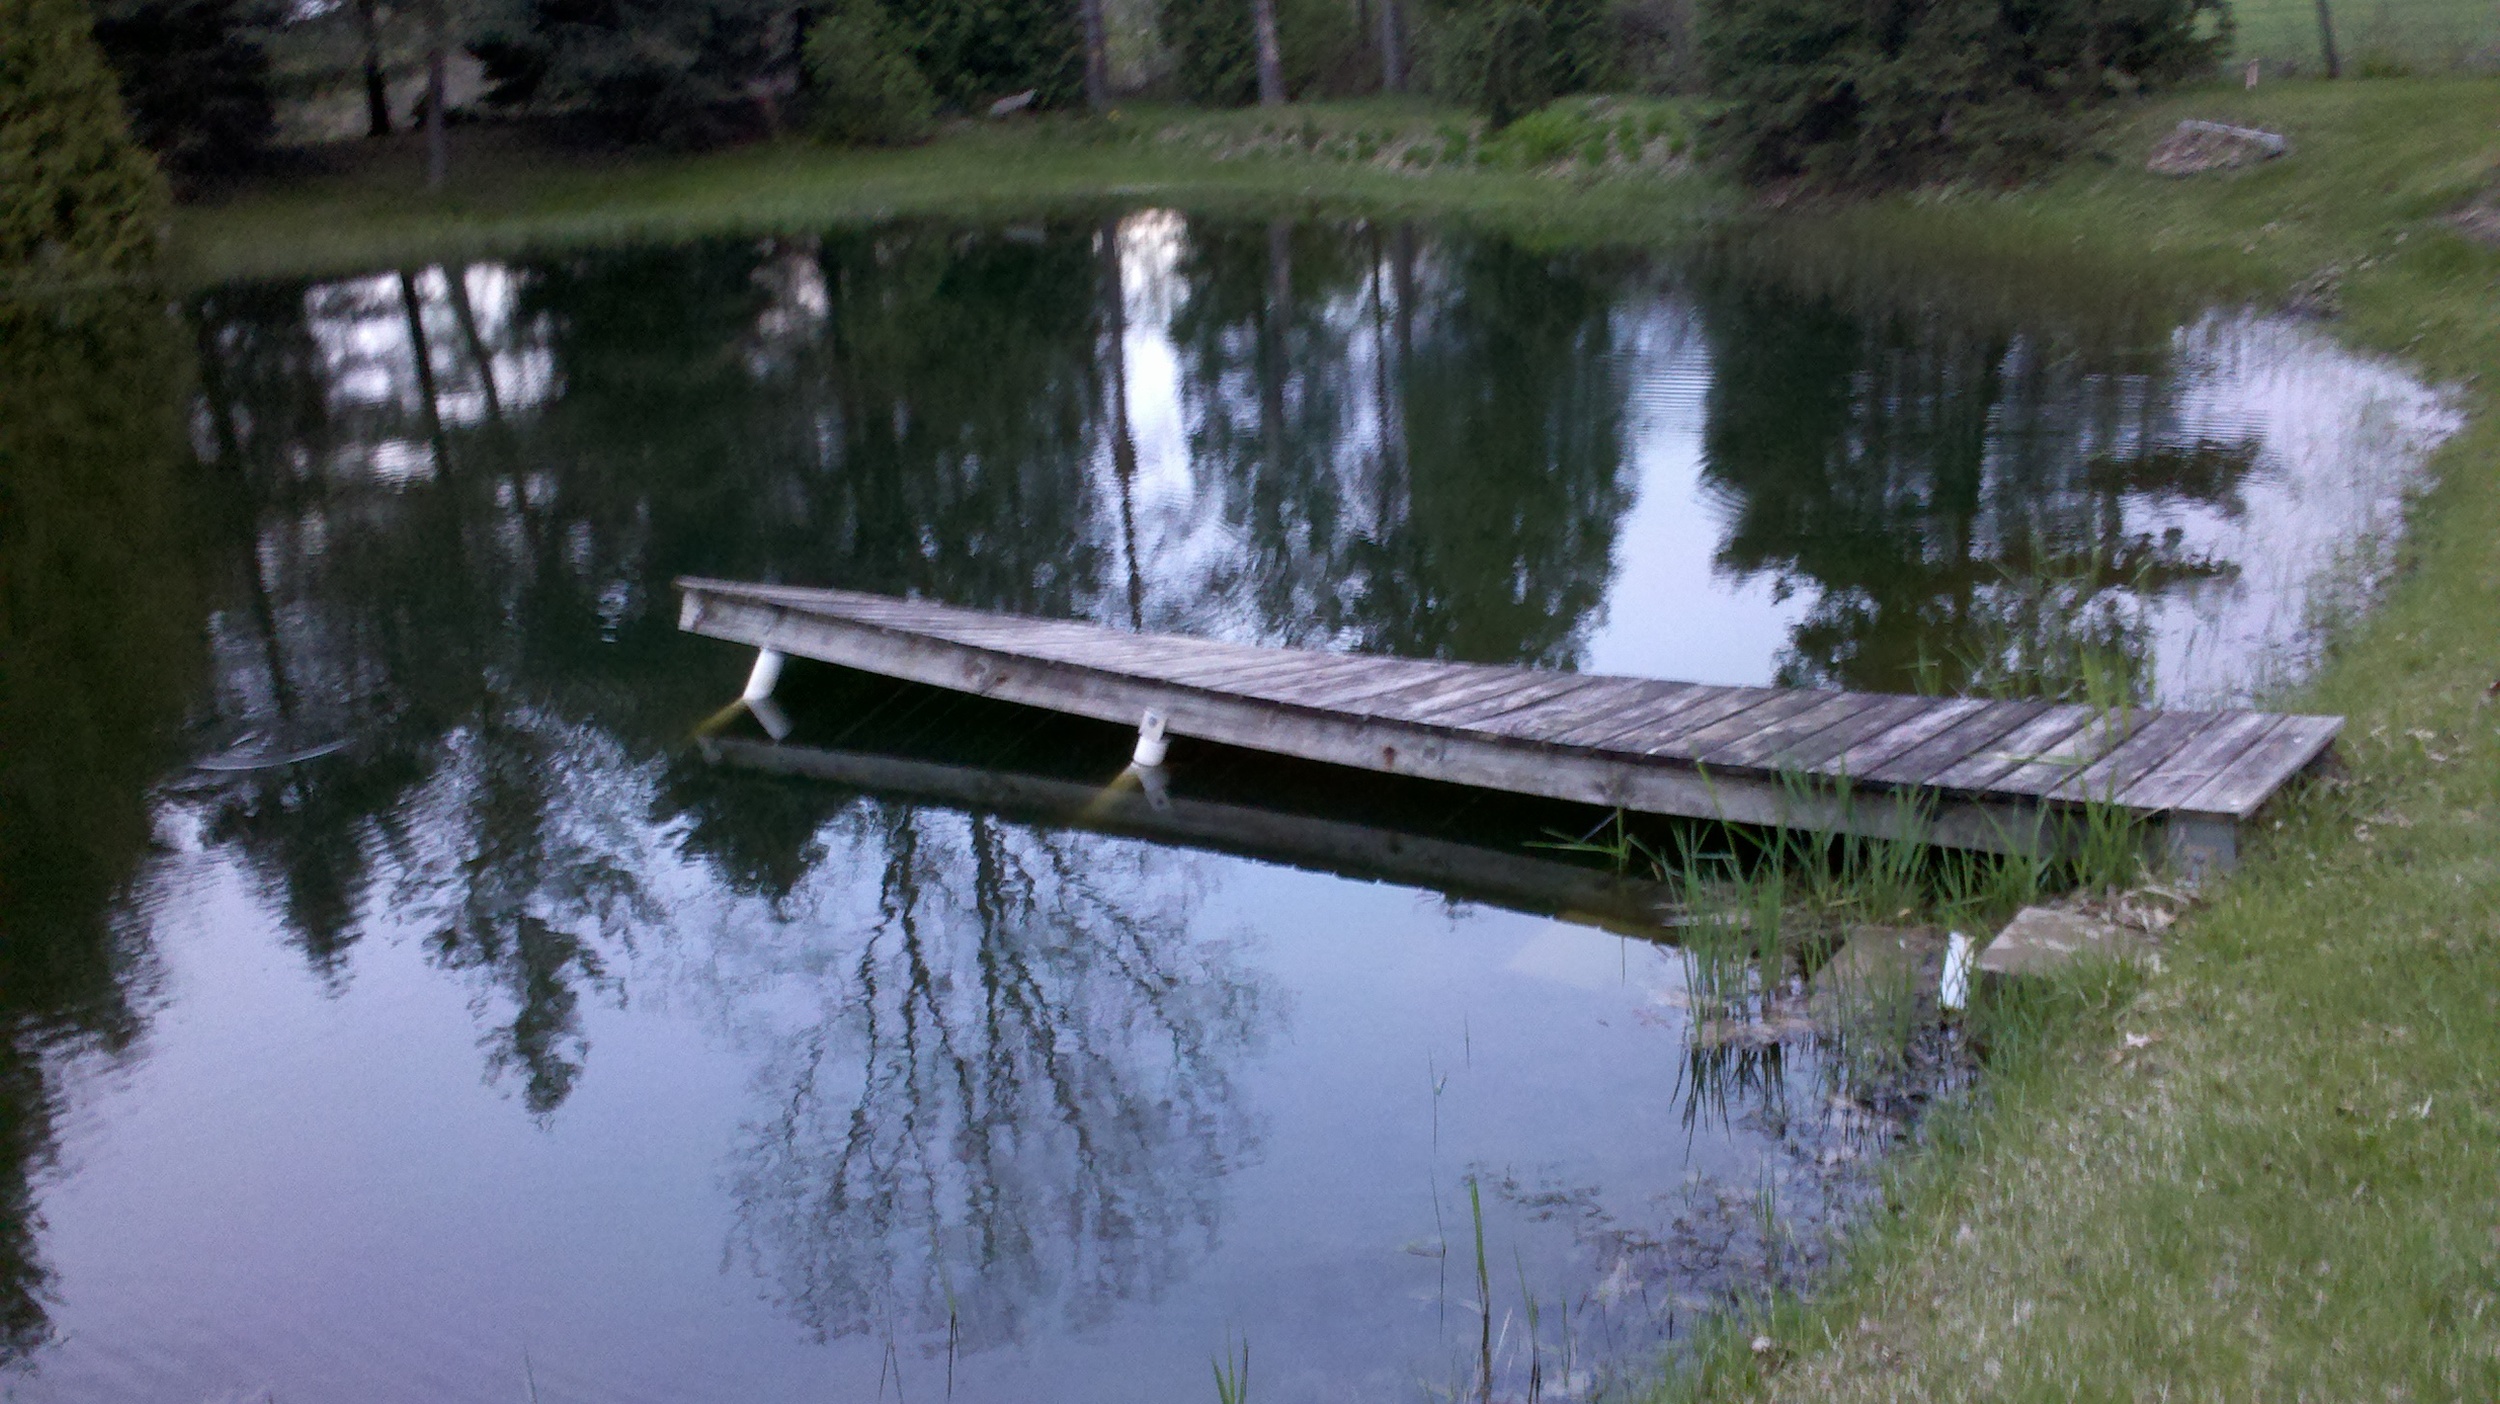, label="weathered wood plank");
[1572,687,1775,753]
[2178,714,2343,817]
[2047,711,2231,804]
[1924,705,2102,792]
[2113,711,2281,811]
[1494,679,1702,746]
[1988,713,2144,797]
[1856,700,2045,787]
[1649,689,1837,764]
[1761,692,1947,775]
[1372,670,1593,728]
[1703,691,1881,770]
[1440,674,1610,724]
[1189,652,1399,696]
[1242,657,1465,710]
